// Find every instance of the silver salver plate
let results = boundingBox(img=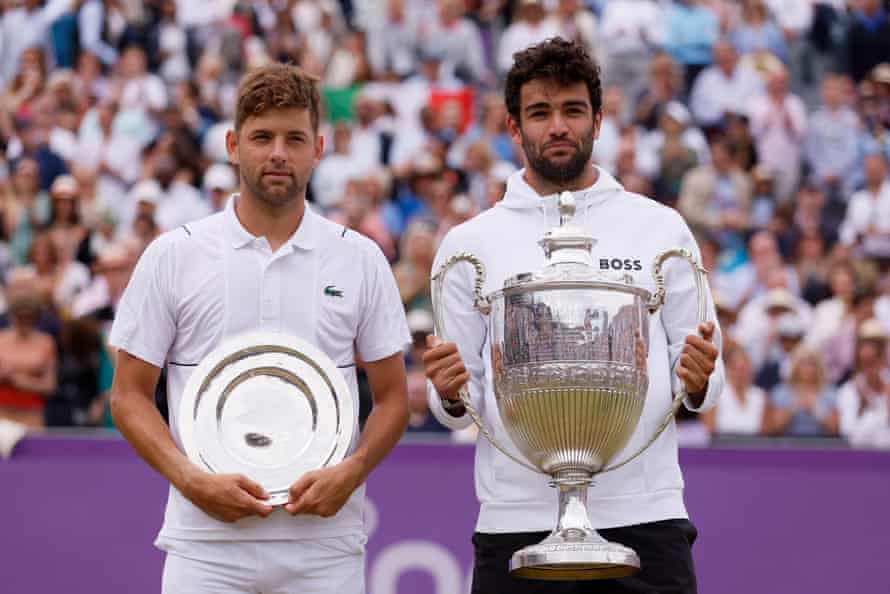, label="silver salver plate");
[178,331,356,506]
